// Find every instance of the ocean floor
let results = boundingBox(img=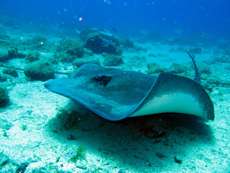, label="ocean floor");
[0,23,230,173]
